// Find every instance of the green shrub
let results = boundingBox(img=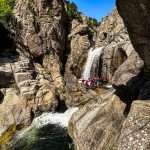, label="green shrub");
[10,83,19,90]
[0,0,14,22]
[27,0,33,12]
[87,17,98,29]
[44,68,51,75]
[65,0,82,22]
